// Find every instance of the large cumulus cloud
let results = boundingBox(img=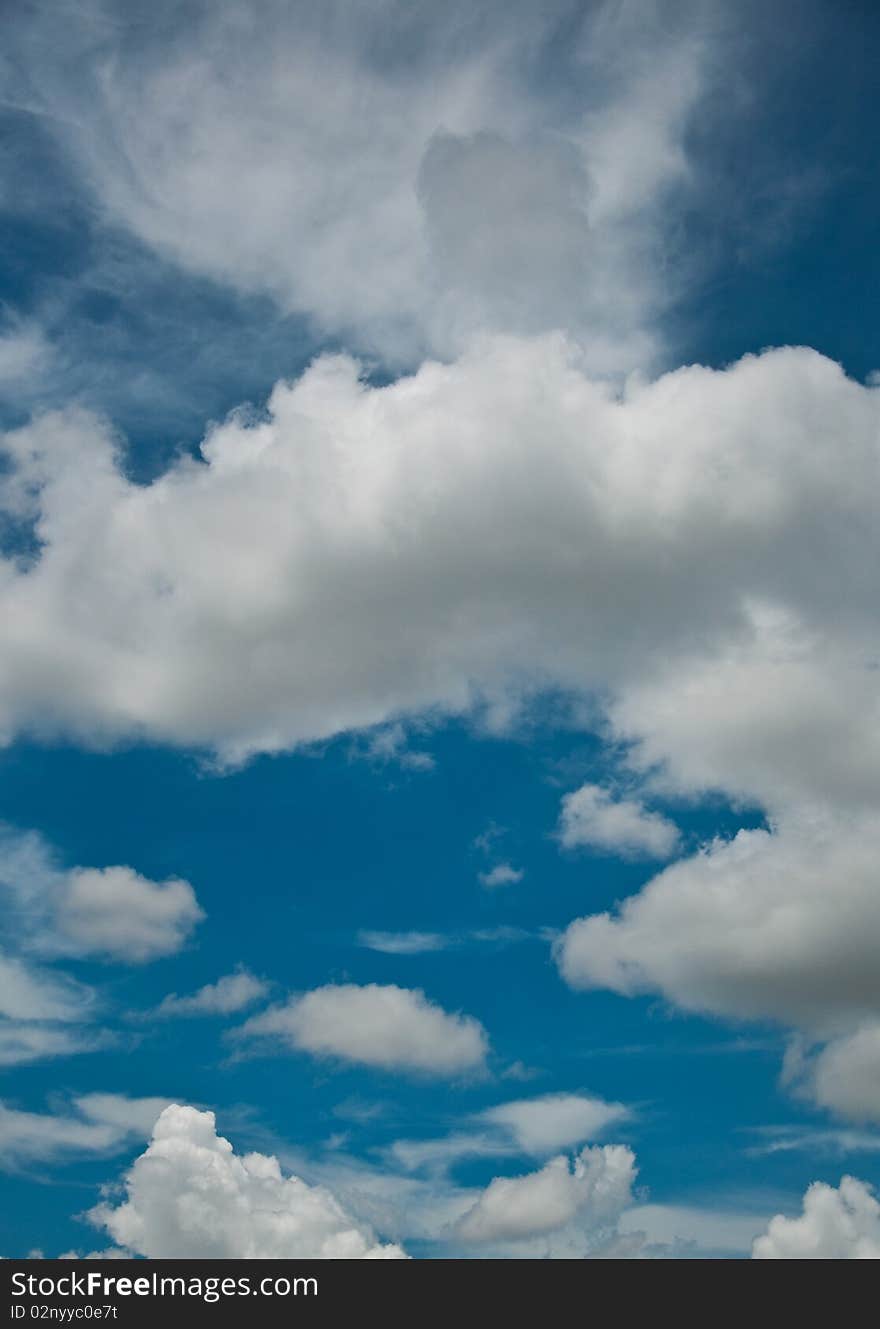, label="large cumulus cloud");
[455,1144,637,1251]
[238,983,488,1077]
[753,1177,880,1259]
[90,1104,407,1258]
[2,339,877,787]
